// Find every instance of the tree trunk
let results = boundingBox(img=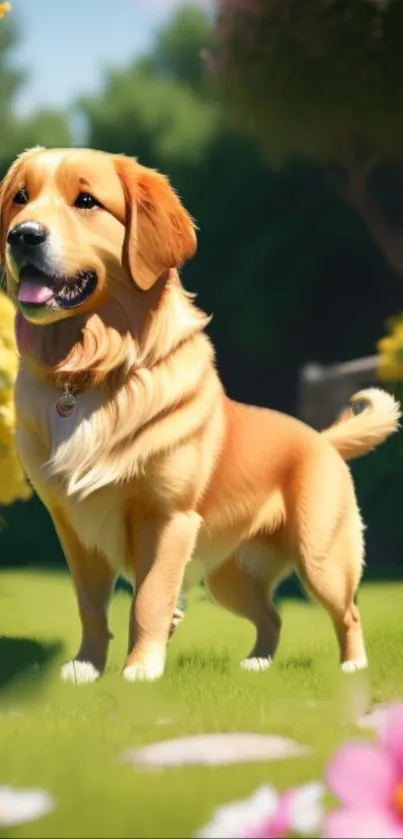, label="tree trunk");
[326,153,403,277]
